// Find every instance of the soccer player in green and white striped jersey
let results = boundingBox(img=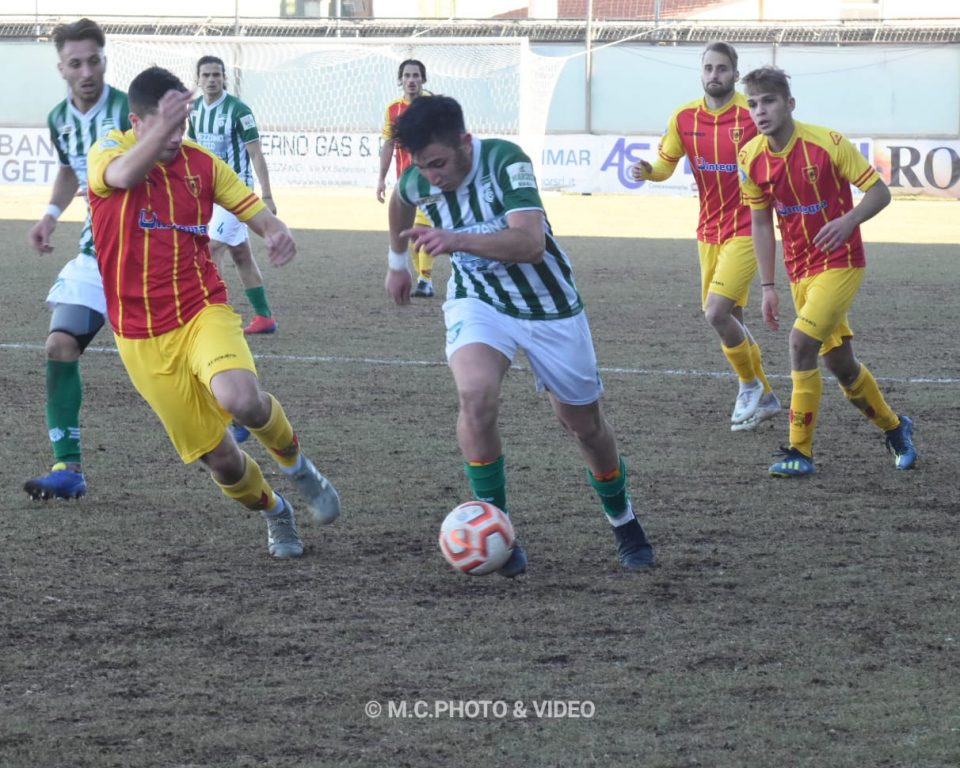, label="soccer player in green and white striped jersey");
[188,55,278,337]
[385,95,656,575]
[24,18,130,502]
